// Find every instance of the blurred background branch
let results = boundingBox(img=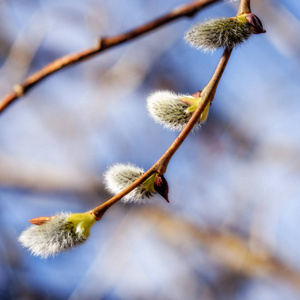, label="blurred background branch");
[0,0,220,113]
